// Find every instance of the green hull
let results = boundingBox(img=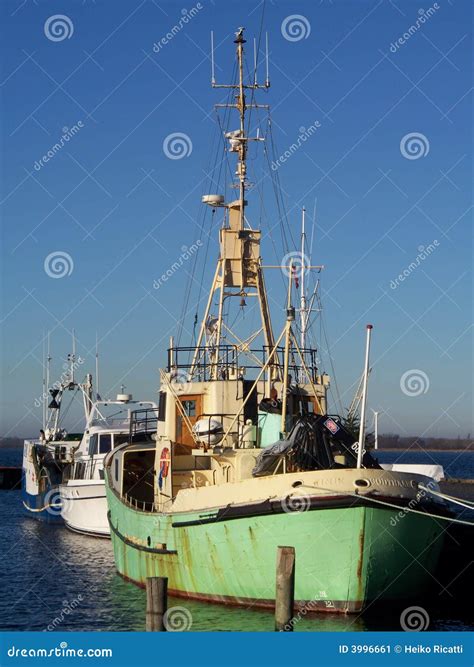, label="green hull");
[106,485,444,613]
